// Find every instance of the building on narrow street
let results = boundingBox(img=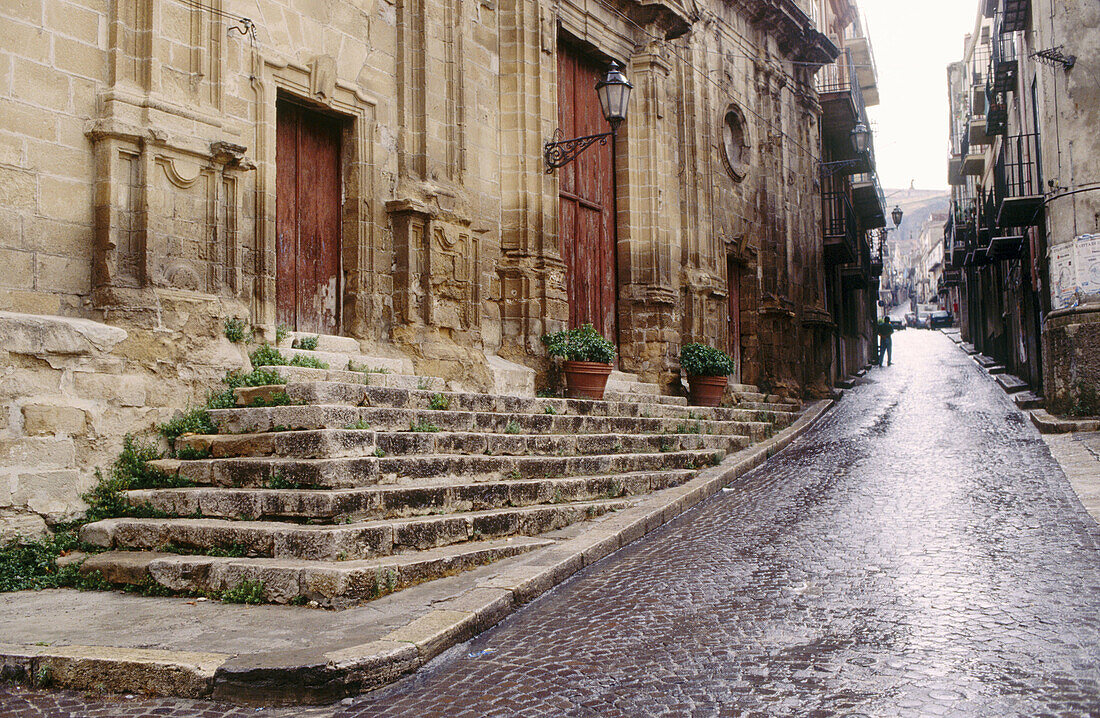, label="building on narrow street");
[946,0,1100,408]
[0,0,887,526]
